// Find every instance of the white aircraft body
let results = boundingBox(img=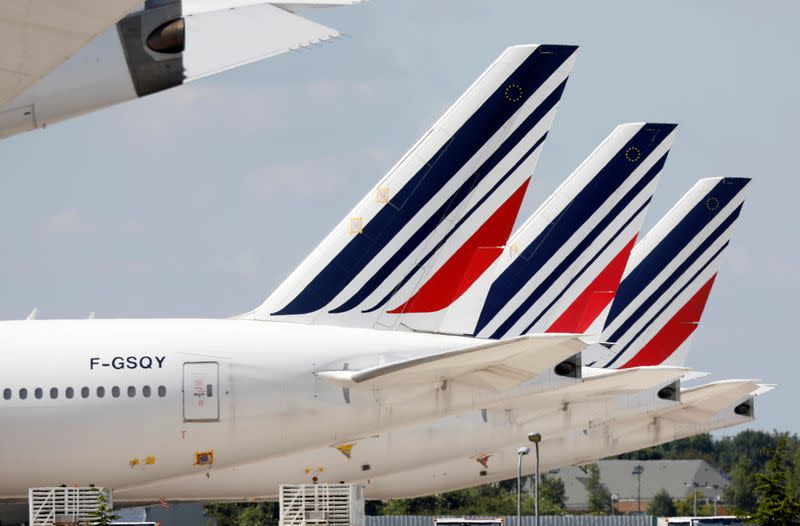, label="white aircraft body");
[0,44,587,500]
[0,39,770,518]
[112,174,763,503]
[0,0,361,140]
